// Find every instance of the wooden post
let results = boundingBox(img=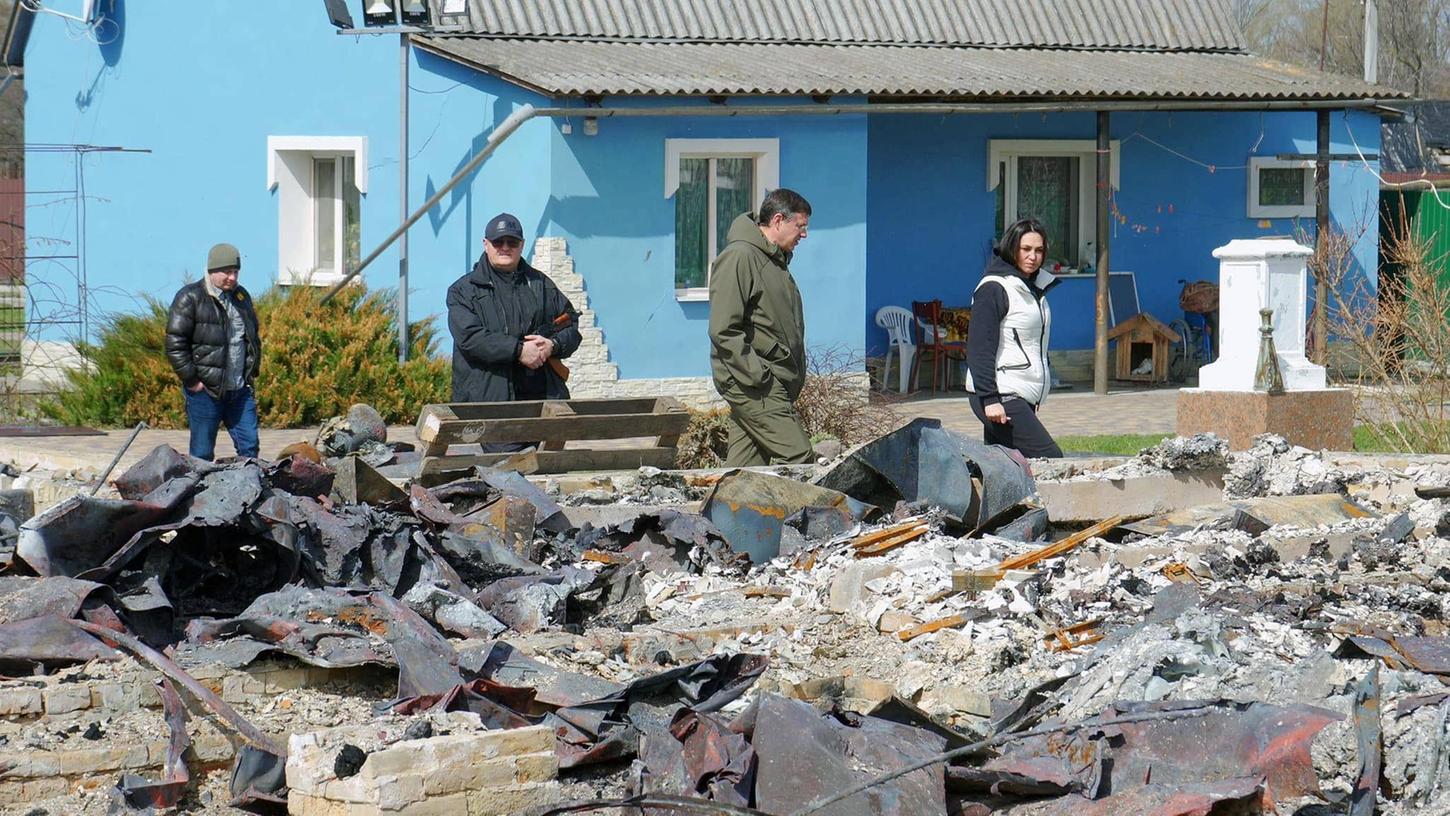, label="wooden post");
[1314,109,1330,364]
[1094,110,1111,395]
